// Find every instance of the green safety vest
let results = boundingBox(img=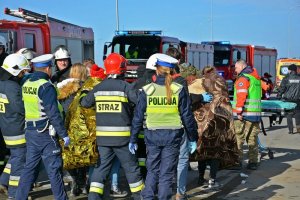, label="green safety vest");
[143,82,182,130]
[125,51,138,59]
[22,79,49,121]
[22,79,63,122]
[233,73,262,116]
